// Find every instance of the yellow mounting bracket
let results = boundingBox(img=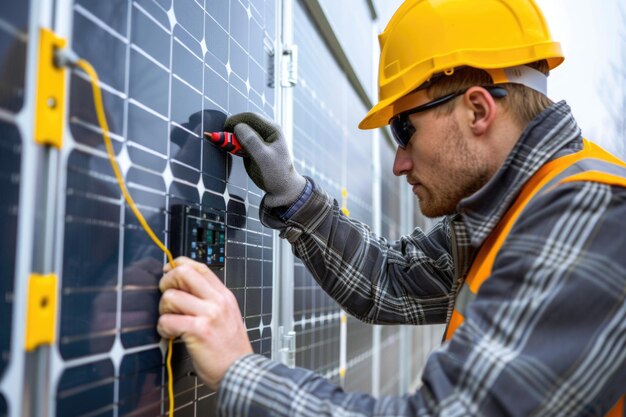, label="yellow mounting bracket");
[25,273,58,351]
[34,28,68,148]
